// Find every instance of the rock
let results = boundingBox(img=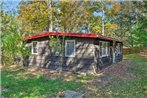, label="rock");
[56,90,84,98]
